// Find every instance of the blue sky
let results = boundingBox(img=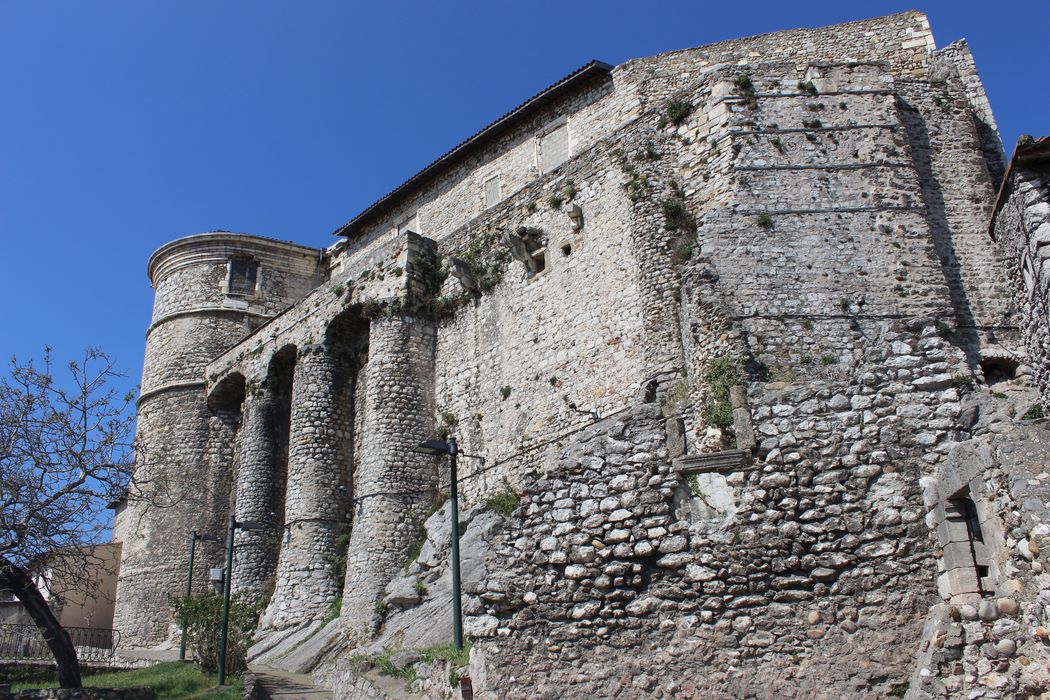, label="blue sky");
[1,1,1047,396]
